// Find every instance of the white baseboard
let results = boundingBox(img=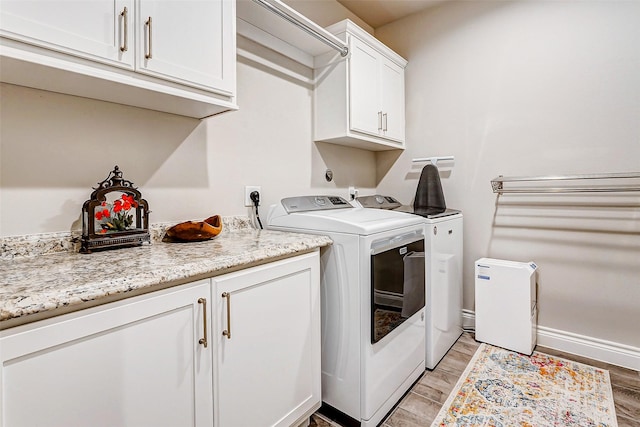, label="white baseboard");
[536,326,640,371]
[461,310,640,371]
